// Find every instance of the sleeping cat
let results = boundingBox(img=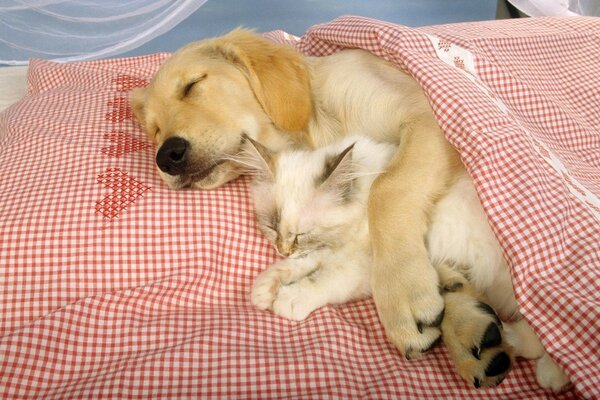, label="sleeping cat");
[244,135,392,320]
[235,134,569,391]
